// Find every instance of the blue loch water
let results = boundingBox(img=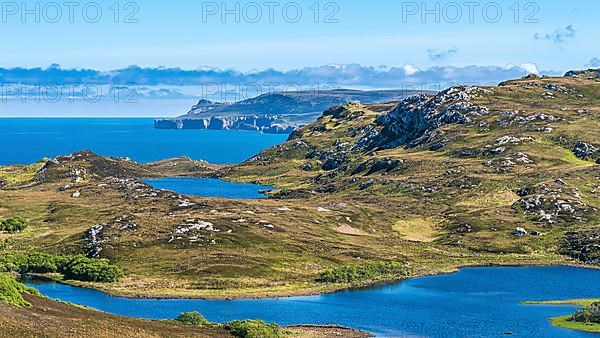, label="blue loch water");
[141,177,274,199]
[0,118,287,165]
[28,266,600,338]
